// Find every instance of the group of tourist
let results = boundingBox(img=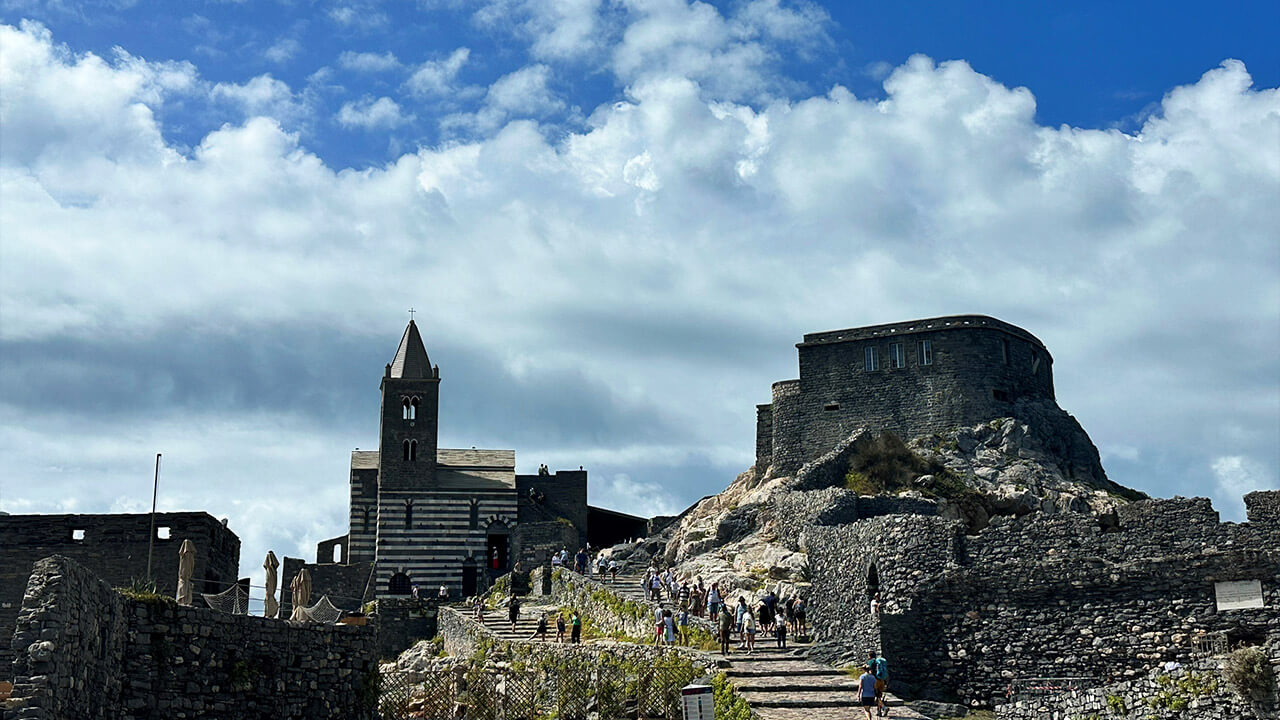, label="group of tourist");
[632,565,809,656]
[529,608,583,644]
[551,546,621,581]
